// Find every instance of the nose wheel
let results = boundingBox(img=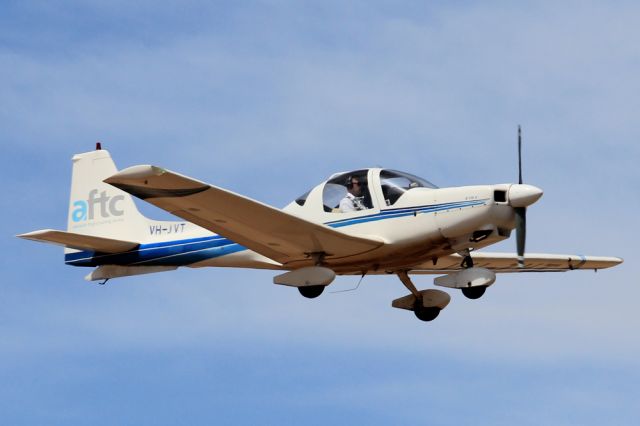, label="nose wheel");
[457,252,489,299]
